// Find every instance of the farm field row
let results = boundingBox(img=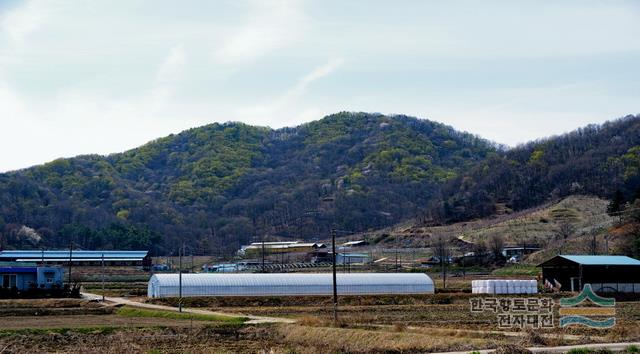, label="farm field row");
[1,293,639,353]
